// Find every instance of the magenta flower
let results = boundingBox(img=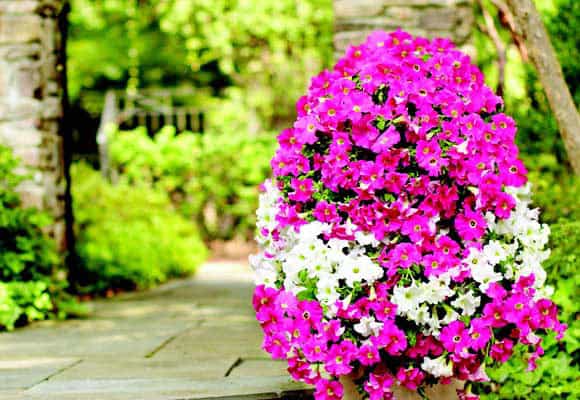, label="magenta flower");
[485,282,507,300]
[364,372,395,400]
[387,243,421,270]
[263,331,290,359]
[314,379,344,400]
[490,339,514,363]
[288,356,320,384]
[402,214,432,242]
[302,336,329,363]
[289,178,315,202]
[313,201,340,224]
[455,208,486,241]
[439,321,468,354]
[358,344,381,366]
[374,321,407,355]
[504,293,530,325]
[370,299,397,321]
[468,318,491,351]
[482,302,507,328]
[324,341,356,375]
[396,367,425,390]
